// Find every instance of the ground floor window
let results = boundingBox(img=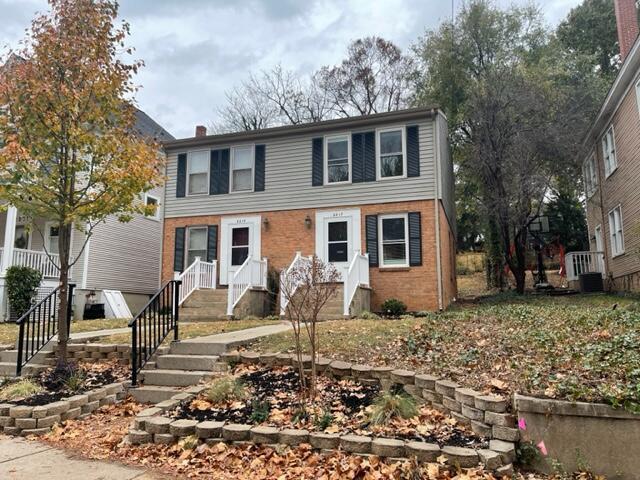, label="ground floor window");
[45,222,60,254]
[231,226,250,266]
[187,226,207,266]
[608,206,624,257]
[379,213,408,267]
